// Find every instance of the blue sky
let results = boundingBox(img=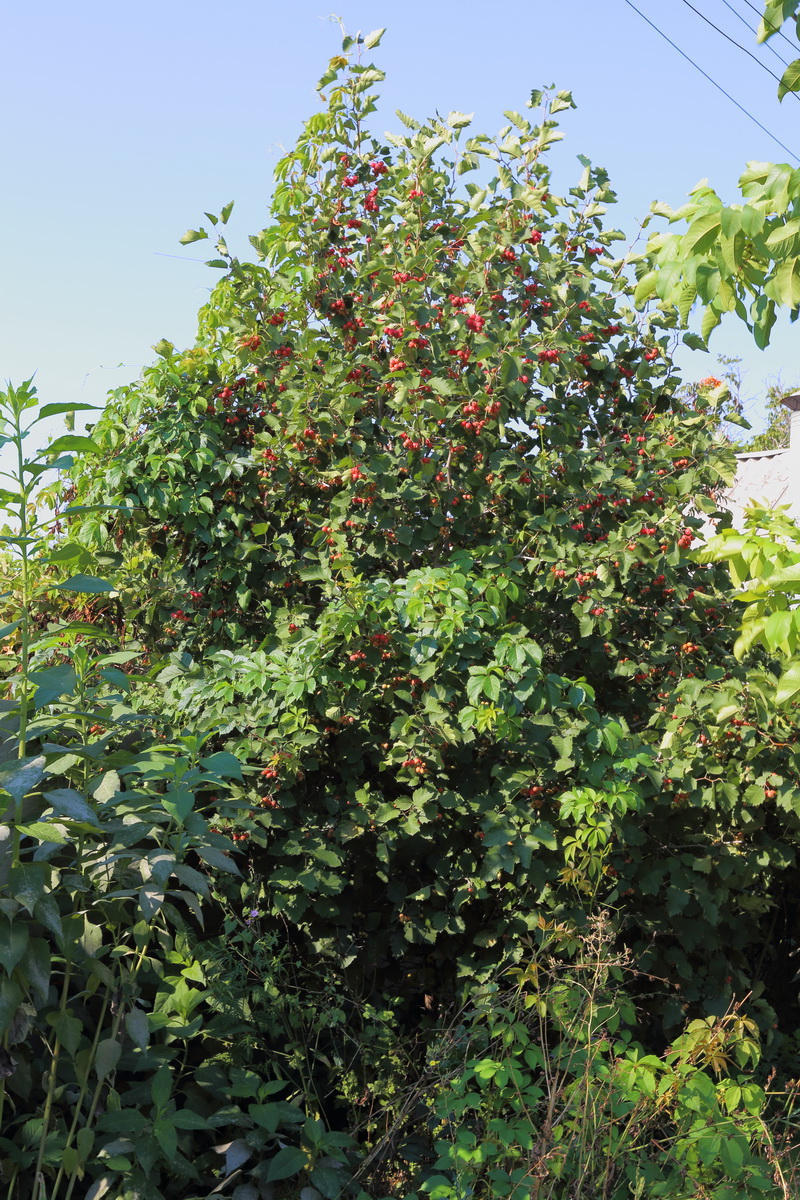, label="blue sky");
[2,0,799,443]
